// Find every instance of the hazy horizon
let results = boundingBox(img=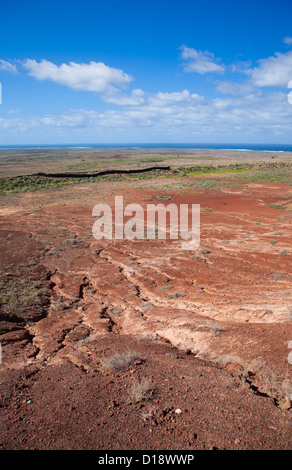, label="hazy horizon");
[1,143,292,152]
